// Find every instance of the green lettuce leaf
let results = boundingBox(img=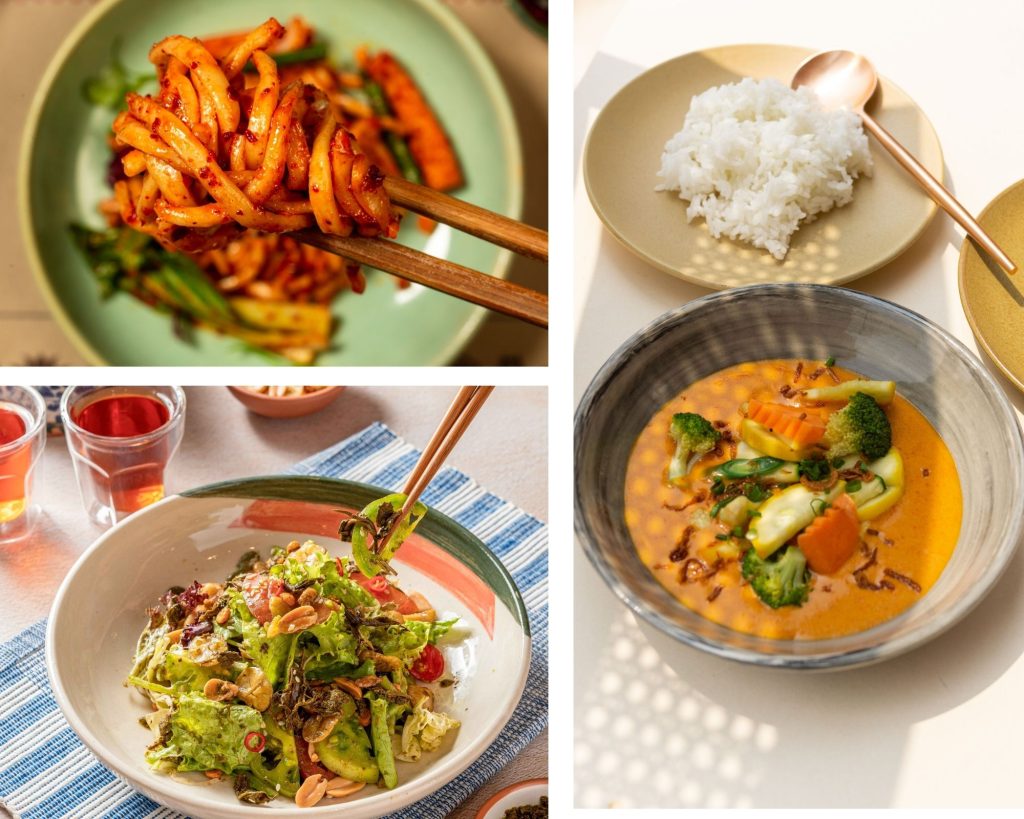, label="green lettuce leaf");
[304,657,376,682]
[302,611,359,673]
[396,704,461,762]
[145,693,264,774]
[222,590,296,687]
[160,650,221,695]
[320,561,376,609]
[365,619,458,665]
[268,544,375,609]
[404,619,457,646]
[348,494,427,577]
